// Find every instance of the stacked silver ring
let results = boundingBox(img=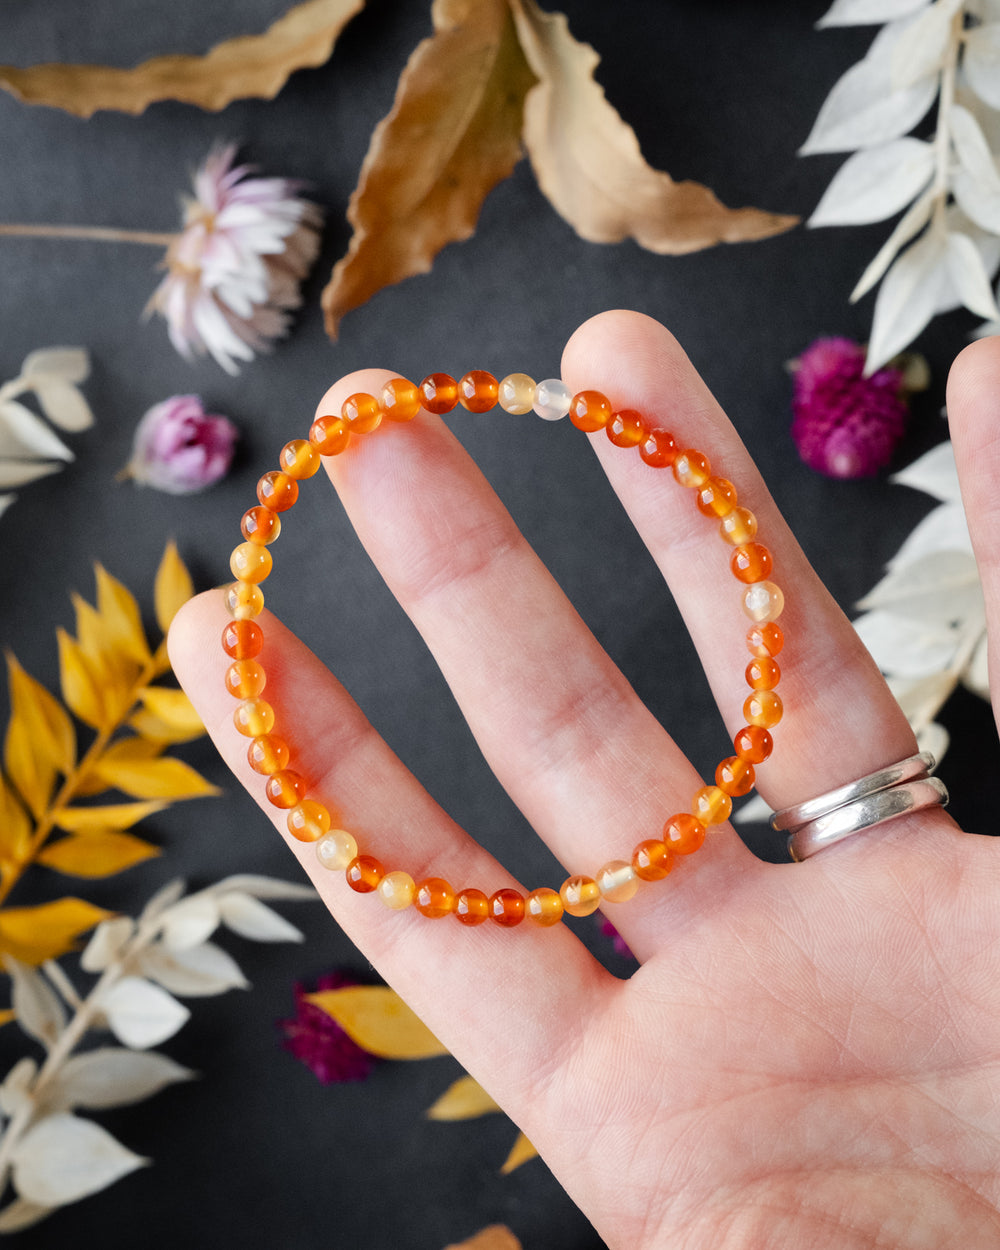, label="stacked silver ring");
[772,752,949,862]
